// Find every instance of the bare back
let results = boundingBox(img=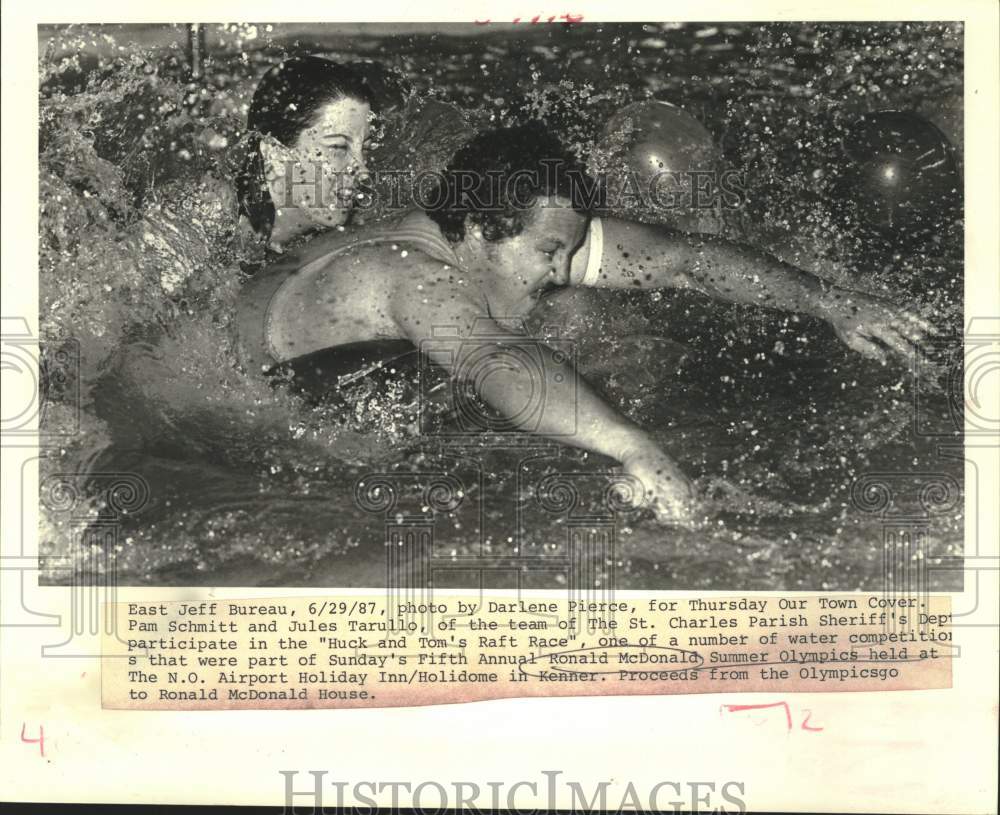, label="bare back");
[235,211,461,372]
